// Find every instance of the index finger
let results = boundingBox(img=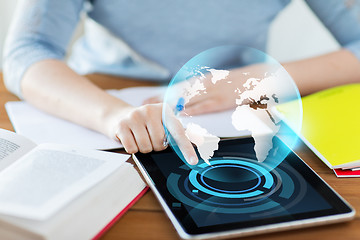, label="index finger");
[164,106,198,165]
